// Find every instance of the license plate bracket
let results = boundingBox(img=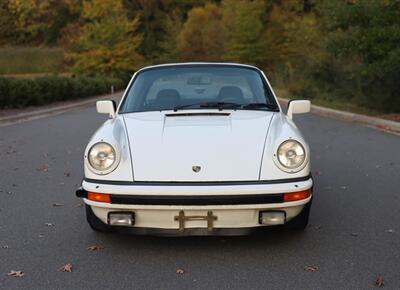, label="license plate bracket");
[174,210,218,231]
